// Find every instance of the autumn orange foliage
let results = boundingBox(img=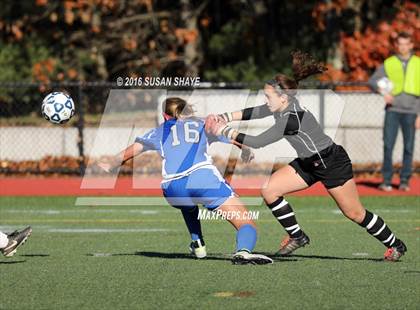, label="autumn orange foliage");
[32,59,56,83]
[315,1,419,86]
